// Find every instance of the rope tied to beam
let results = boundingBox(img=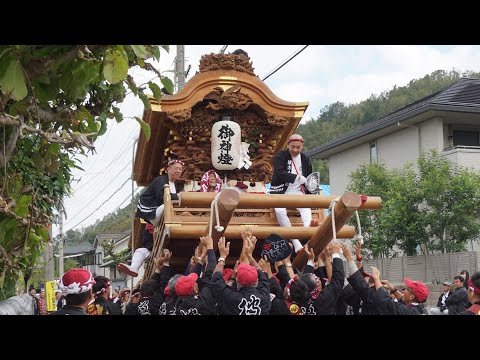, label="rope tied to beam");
[208,192,224,237]
[329,197,341,242]
[354,211,363,245]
